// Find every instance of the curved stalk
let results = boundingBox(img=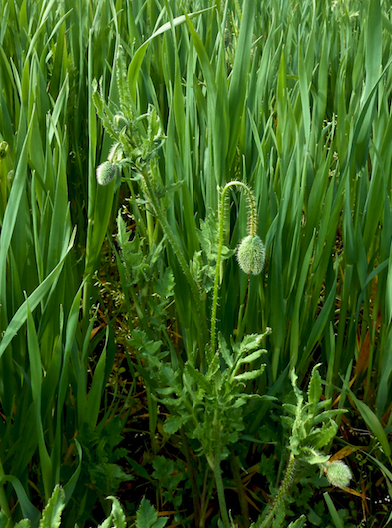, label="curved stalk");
[210,181,256,357]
